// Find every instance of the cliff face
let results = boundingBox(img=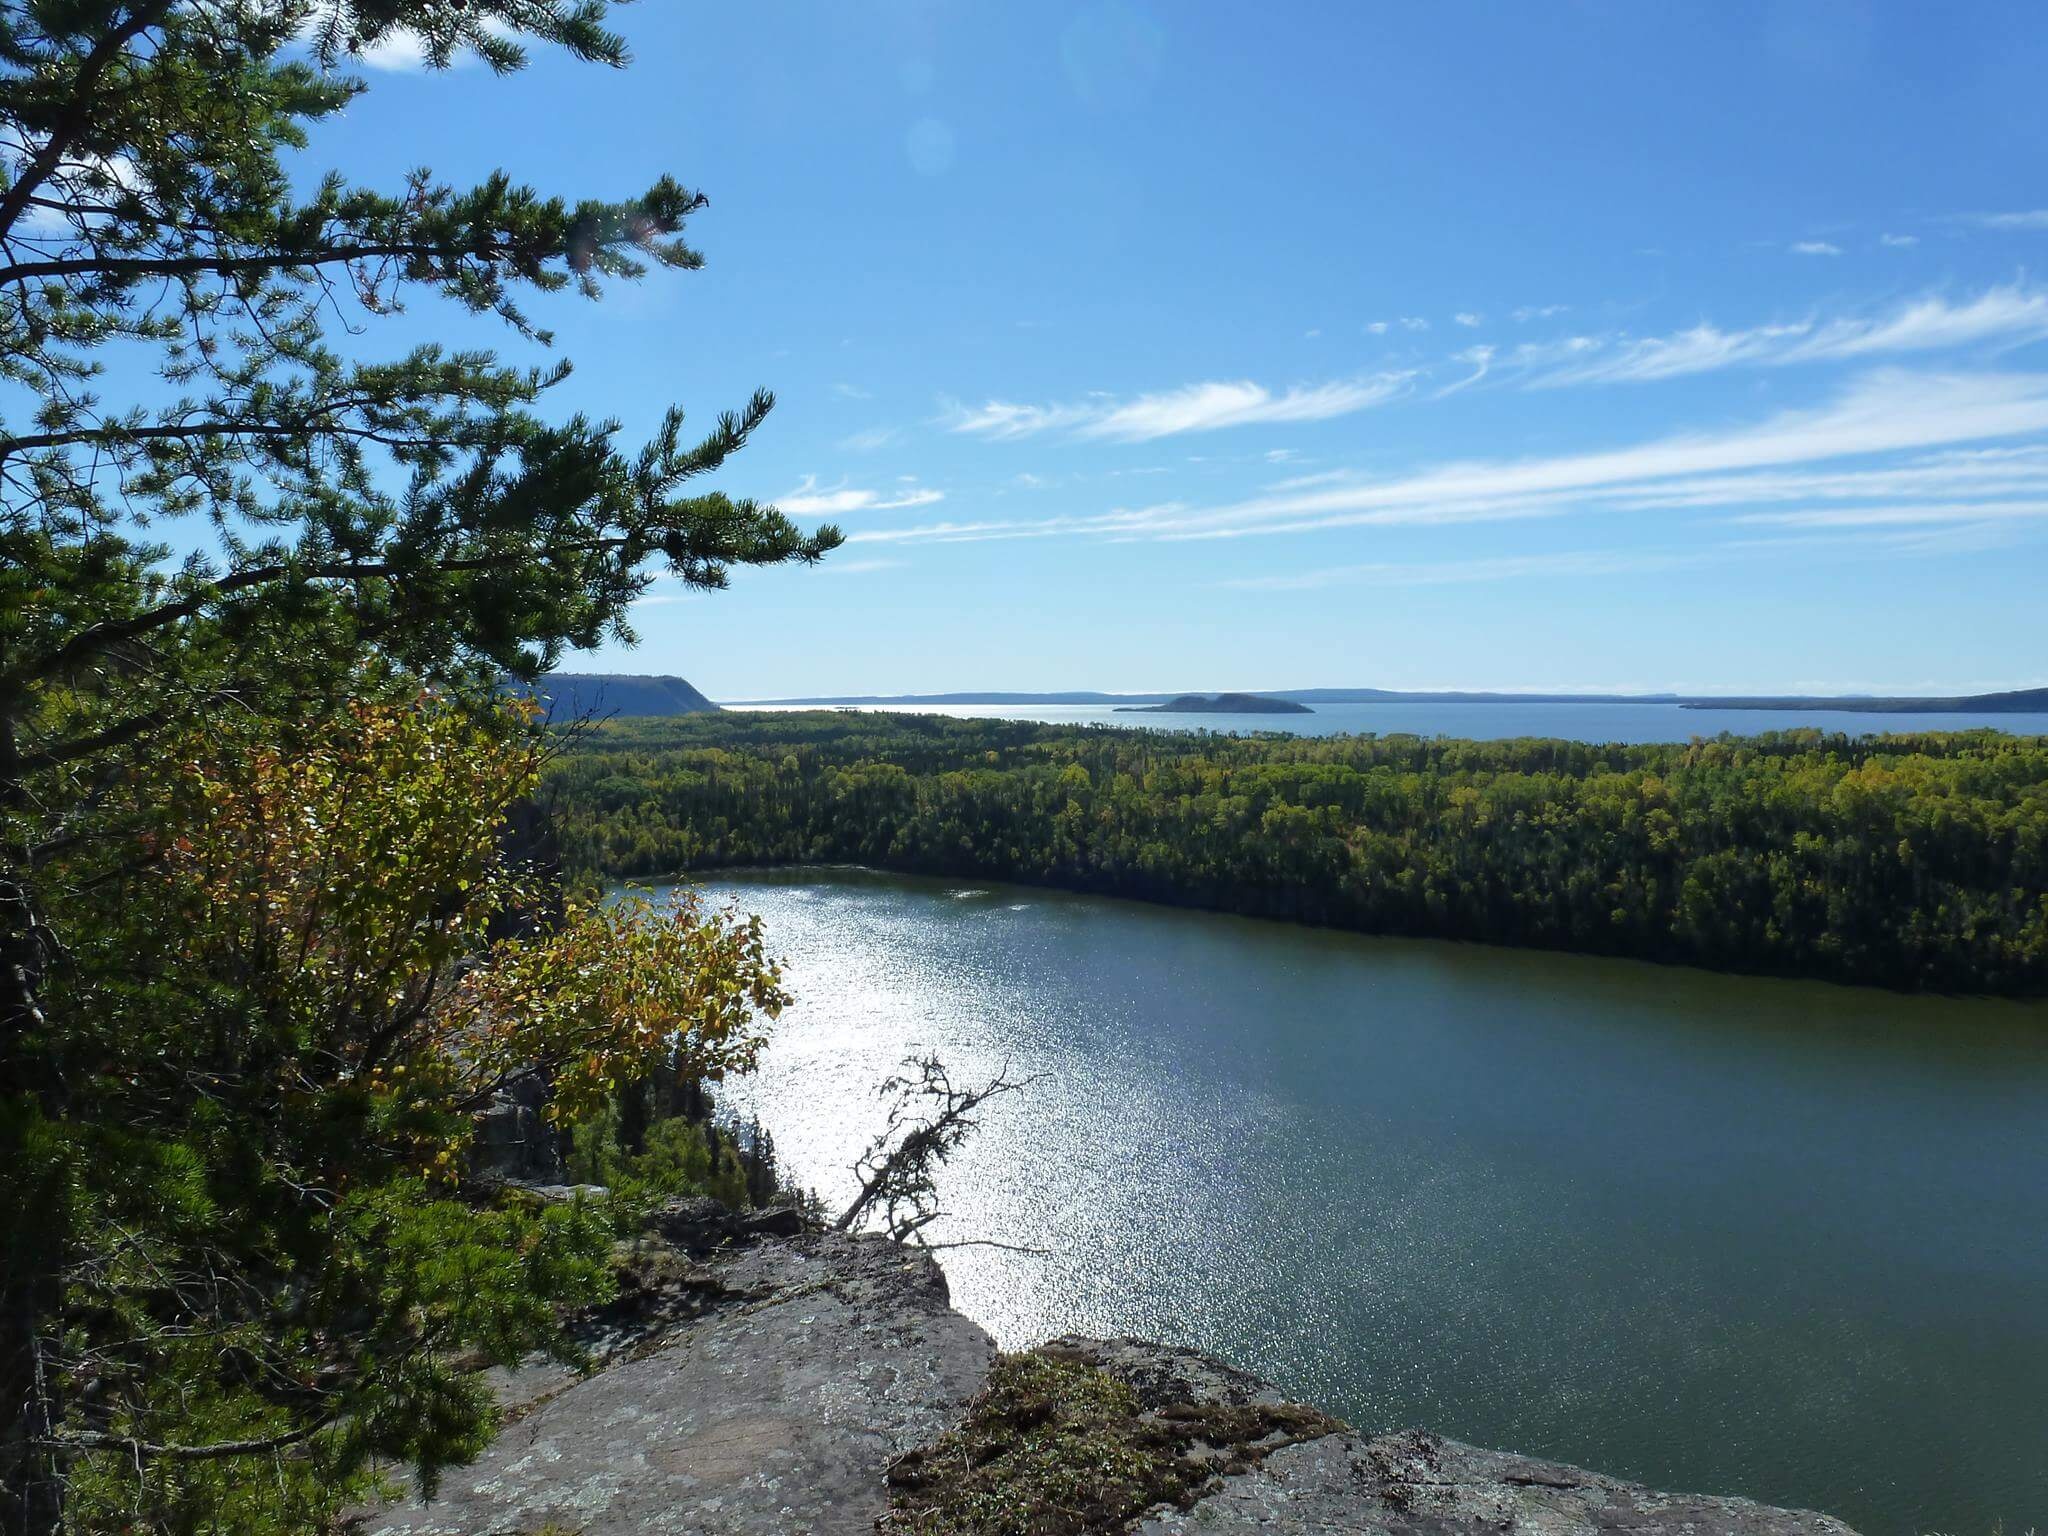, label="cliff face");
[363,1201,1861,1536]
[520,673,721,718]
[363,1201,992,1535]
